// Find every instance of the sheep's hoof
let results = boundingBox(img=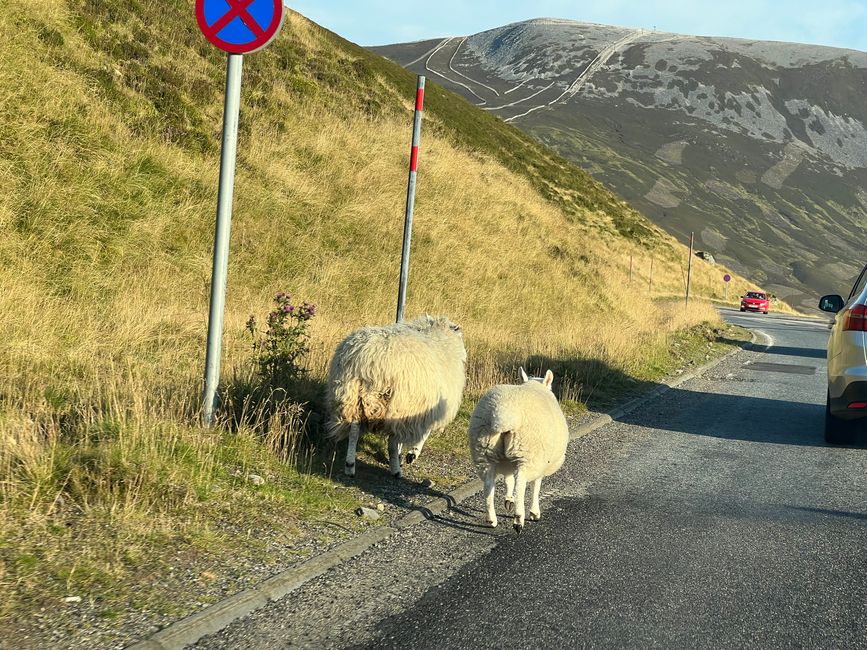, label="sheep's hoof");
[513,523,523,534]
[405,453,417,465]
[529,512,540,522]
[391,470,403,479]
[486,518,498,528]
[504,499,514,515]
[344,462,356,477]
